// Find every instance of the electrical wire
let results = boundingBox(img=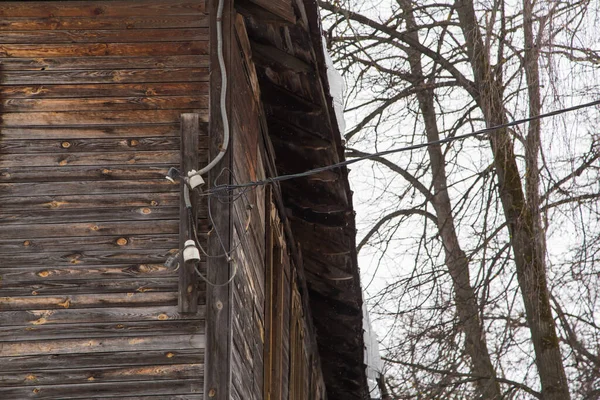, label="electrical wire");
[206,98,600,193]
